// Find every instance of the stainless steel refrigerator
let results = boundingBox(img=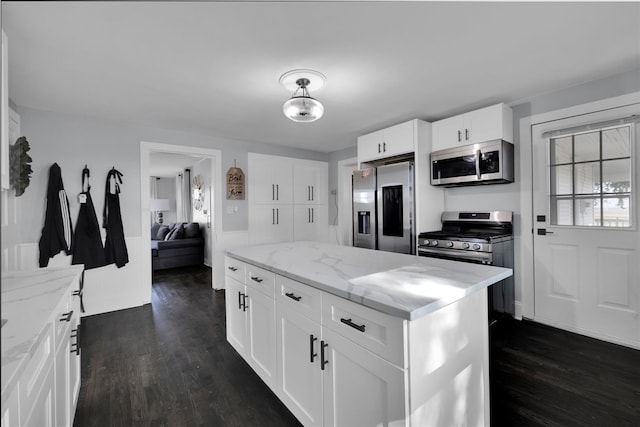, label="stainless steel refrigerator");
[352,161,415,255]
